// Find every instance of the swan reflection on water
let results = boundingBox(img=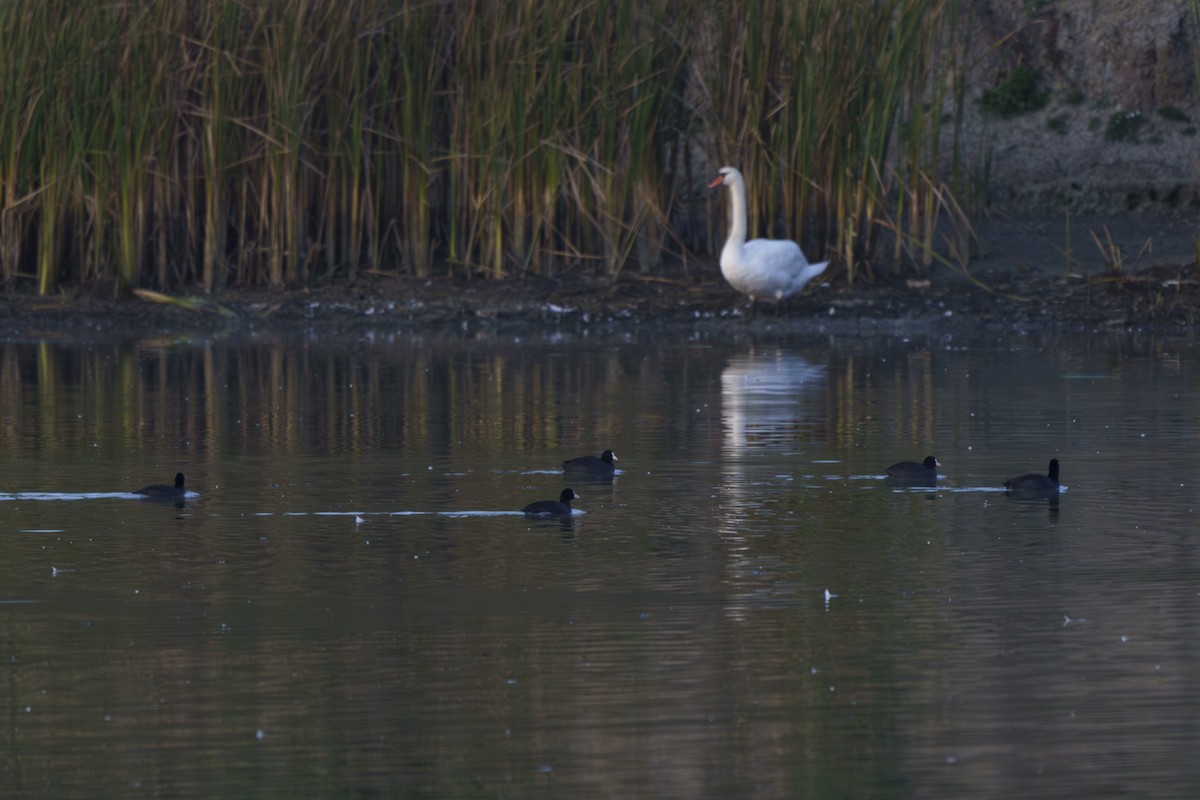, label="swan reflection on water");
[720,350,826,454]
[718,349,828,622]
